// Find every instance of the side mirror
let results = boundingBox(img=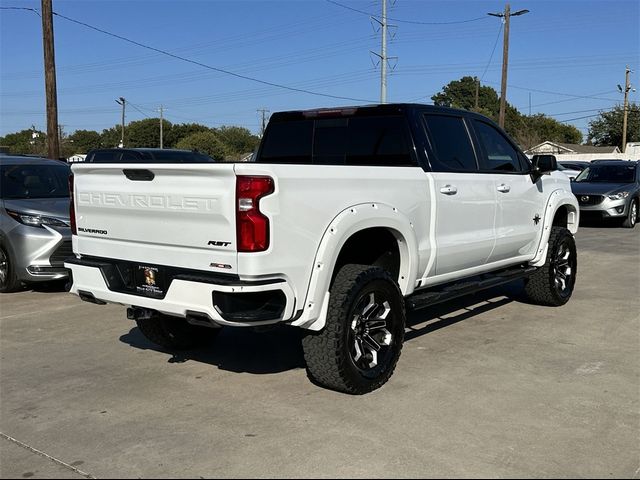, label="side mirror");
[532,154,558,173]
